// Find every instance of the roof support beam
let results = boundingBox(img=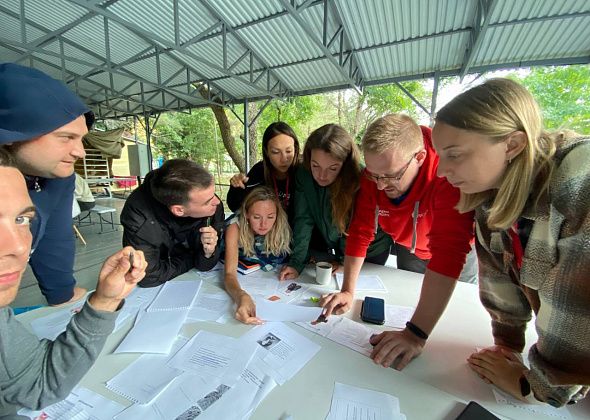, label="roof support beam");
[199,0,293,94]
[19,0,26,43]
[173,0,180,46]
[395,82,430,116]
[430,72,440,127]
[7,3,235,108]
[460,0,498,80]
[0,35,229,111]
[66,0,287,99]
[279,0,363,93]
